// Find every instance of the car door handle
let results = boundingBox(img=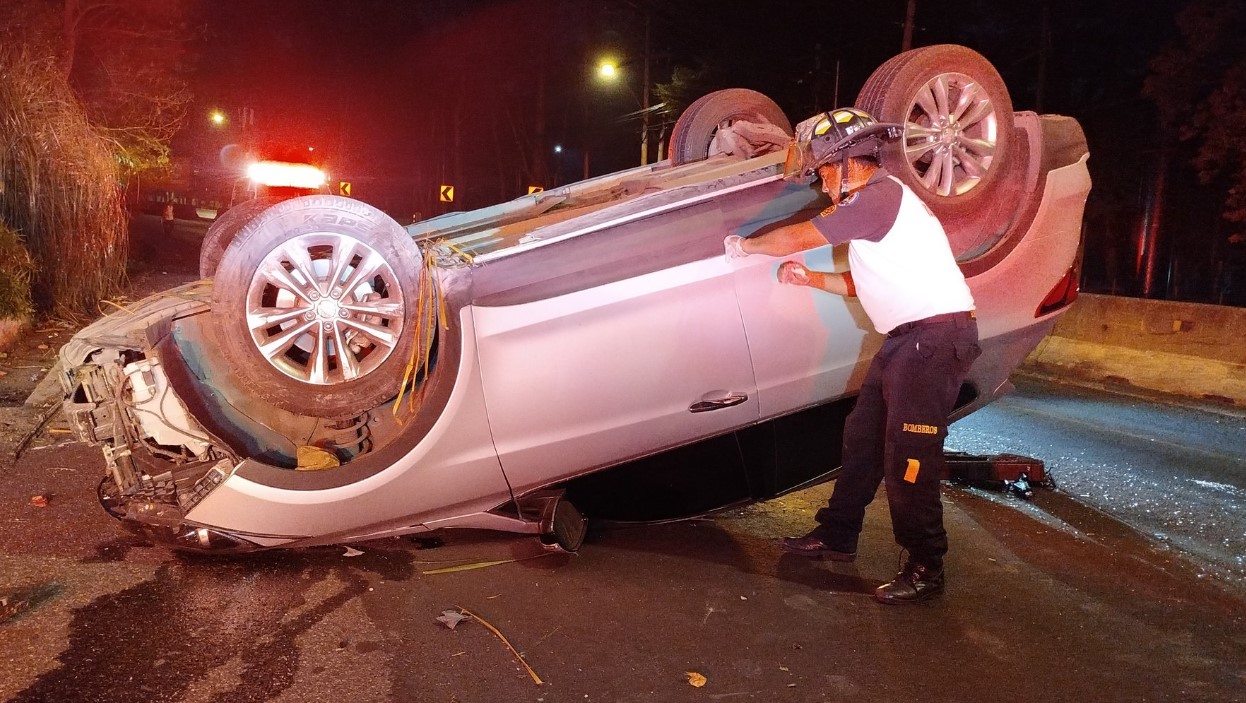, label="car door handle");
[689,392,749,413]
